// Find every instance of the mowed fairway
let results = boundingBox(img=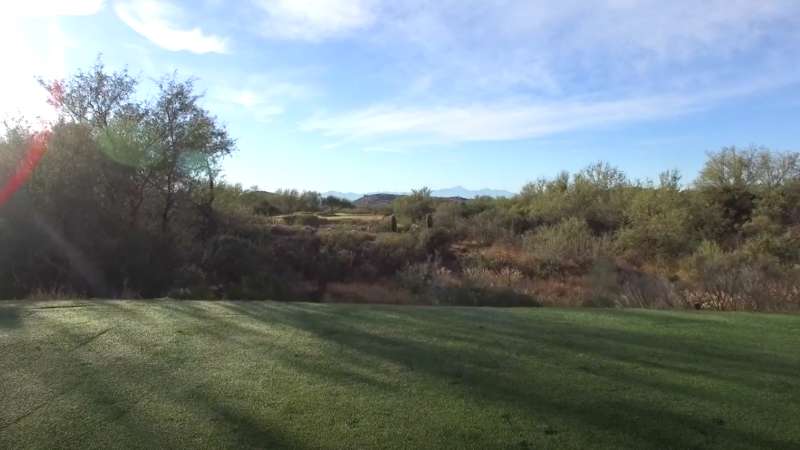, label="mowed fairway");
[1,301,799,449]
